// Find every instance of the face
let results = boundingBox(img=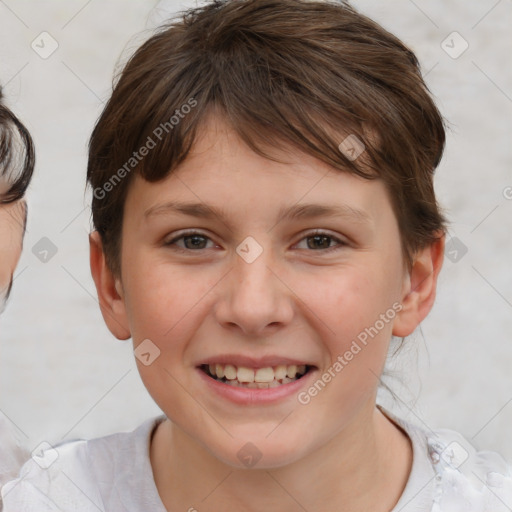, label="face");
[0,200,25,308]
[94,114,438,469]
